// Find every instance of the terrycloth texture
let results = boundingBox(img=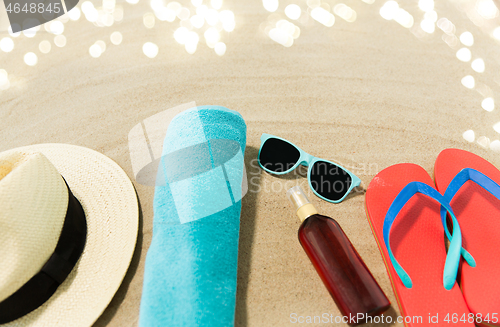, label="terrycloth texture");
[139,106,247,327]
